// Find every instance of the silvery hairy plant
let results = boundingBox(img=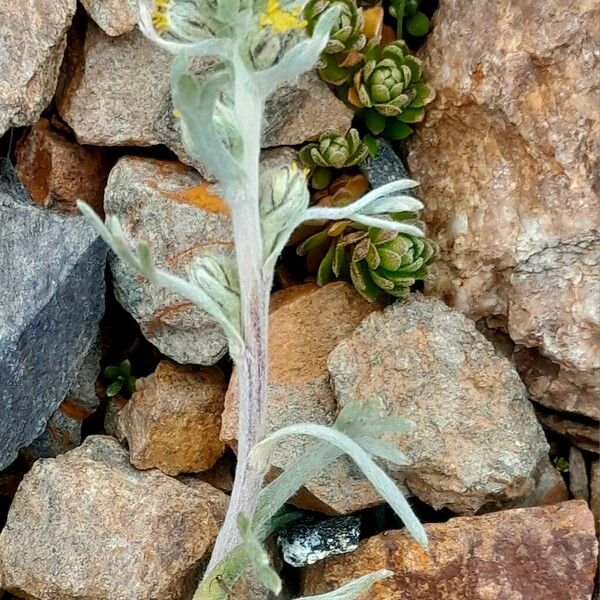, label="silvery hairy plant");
[78,0,428,597]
